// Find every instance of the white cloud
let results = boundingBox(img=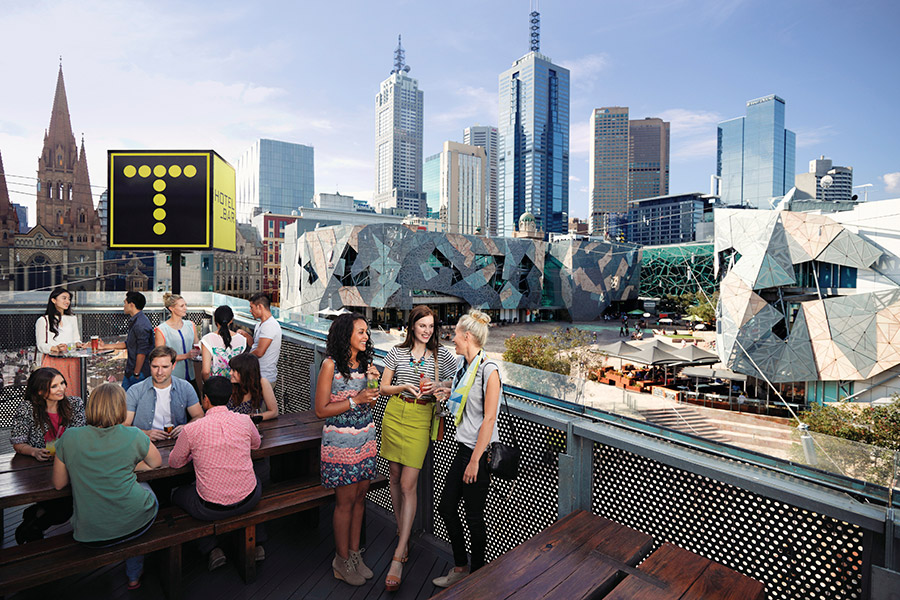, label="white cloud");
[883,172,900,194]
[560,53,609,90]
[569,175,581,182]
[431,86,496,126]
[657,108,722,161]
[569,121,592,156]
[794,125,835,149]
